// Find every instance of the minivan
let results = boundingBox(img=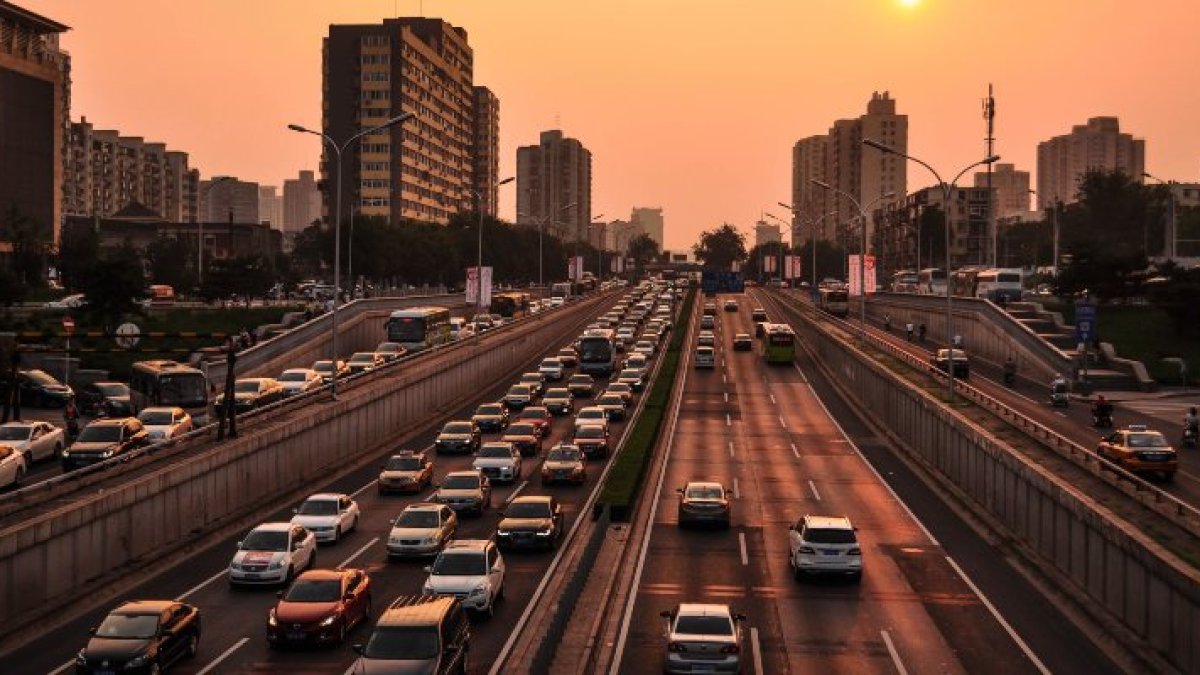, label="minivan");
[352,595,469,674]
